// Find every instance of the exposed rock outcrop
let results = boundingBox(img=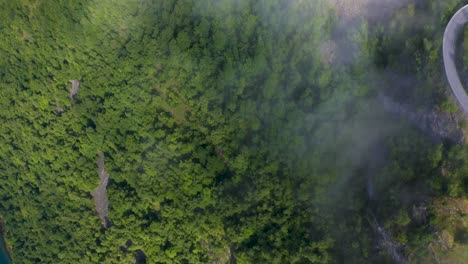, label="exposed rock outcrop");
[330,0,368,20]
[91,152,111,228]
[69,80,80,99]
[379,93,464,144]
[368,212,407,264]
[55,99,64,115]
